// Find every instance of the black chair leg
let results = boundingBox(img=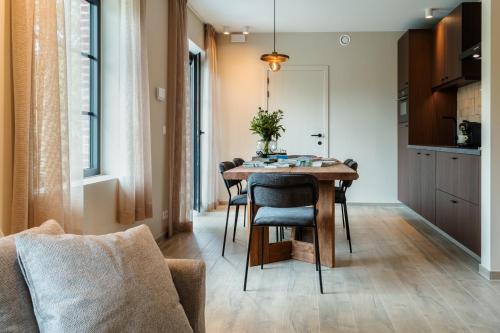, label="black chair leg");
[341,202,345,228]
[260,227,264,270]
[343,203,352,253]
[243,205,247,227]
[222,204,231,256]
[243,225,254,291]
[313,224,324,294]
[233,205,239,242]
